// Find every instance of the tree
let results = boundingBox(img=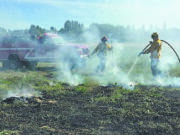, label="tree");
[50,26,57,33]
[59,20,84,35]
[28,25,46,40]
